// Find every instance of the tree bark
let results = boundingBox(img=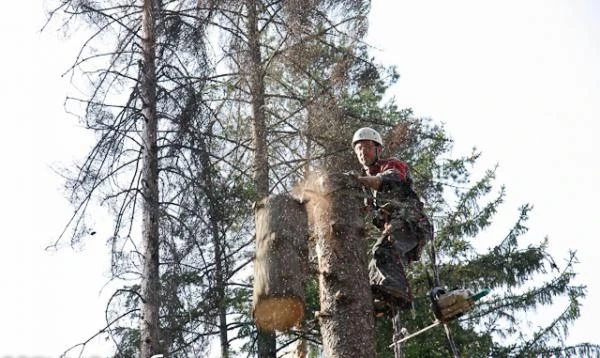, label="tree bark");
[140,0,161,357]
[302,173,376,358]
[253,194,308,332]
[247,0,269,197]
[246,0,277,355]
[215,214,228,358]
